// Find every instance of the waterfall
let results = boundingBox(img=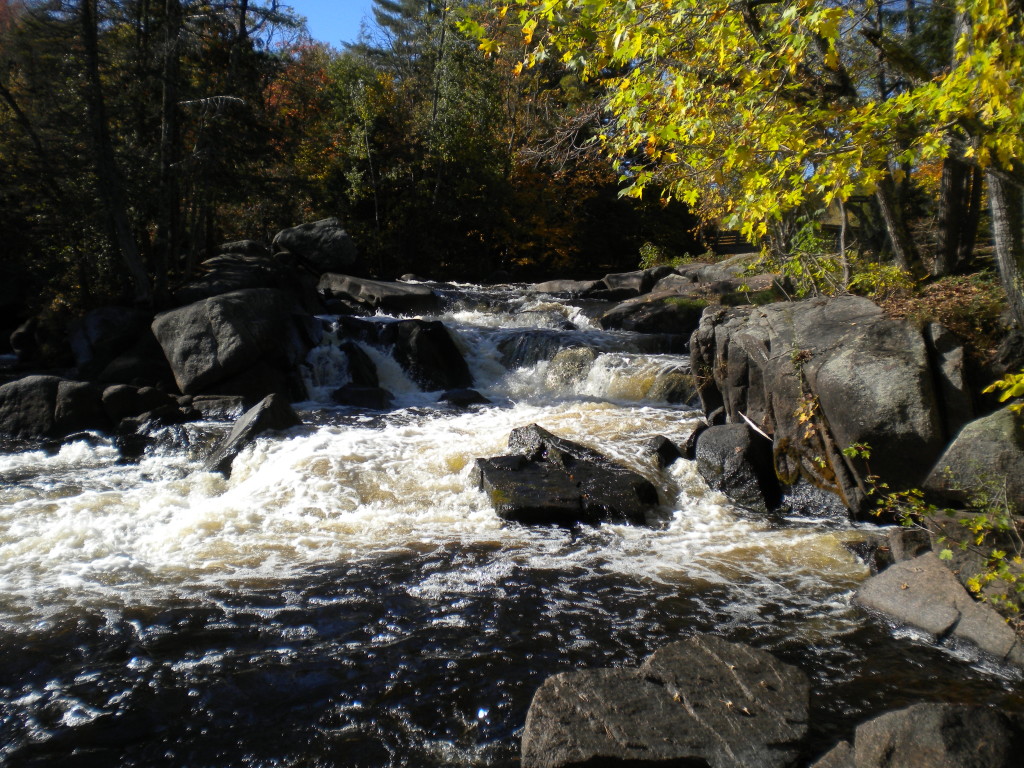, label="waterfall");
[0,281,1014,768]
